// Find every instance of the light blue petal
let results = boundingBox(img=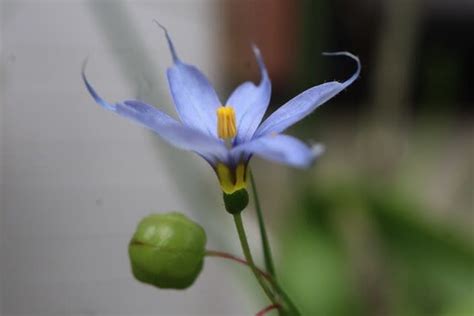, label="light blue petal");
[231,134,325,168]
[158,23,222,137]
[255,52,360,137]
[226,45,271,144]
[82,59,116,111]
[115,101,228,162]
[82,66,228,164]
